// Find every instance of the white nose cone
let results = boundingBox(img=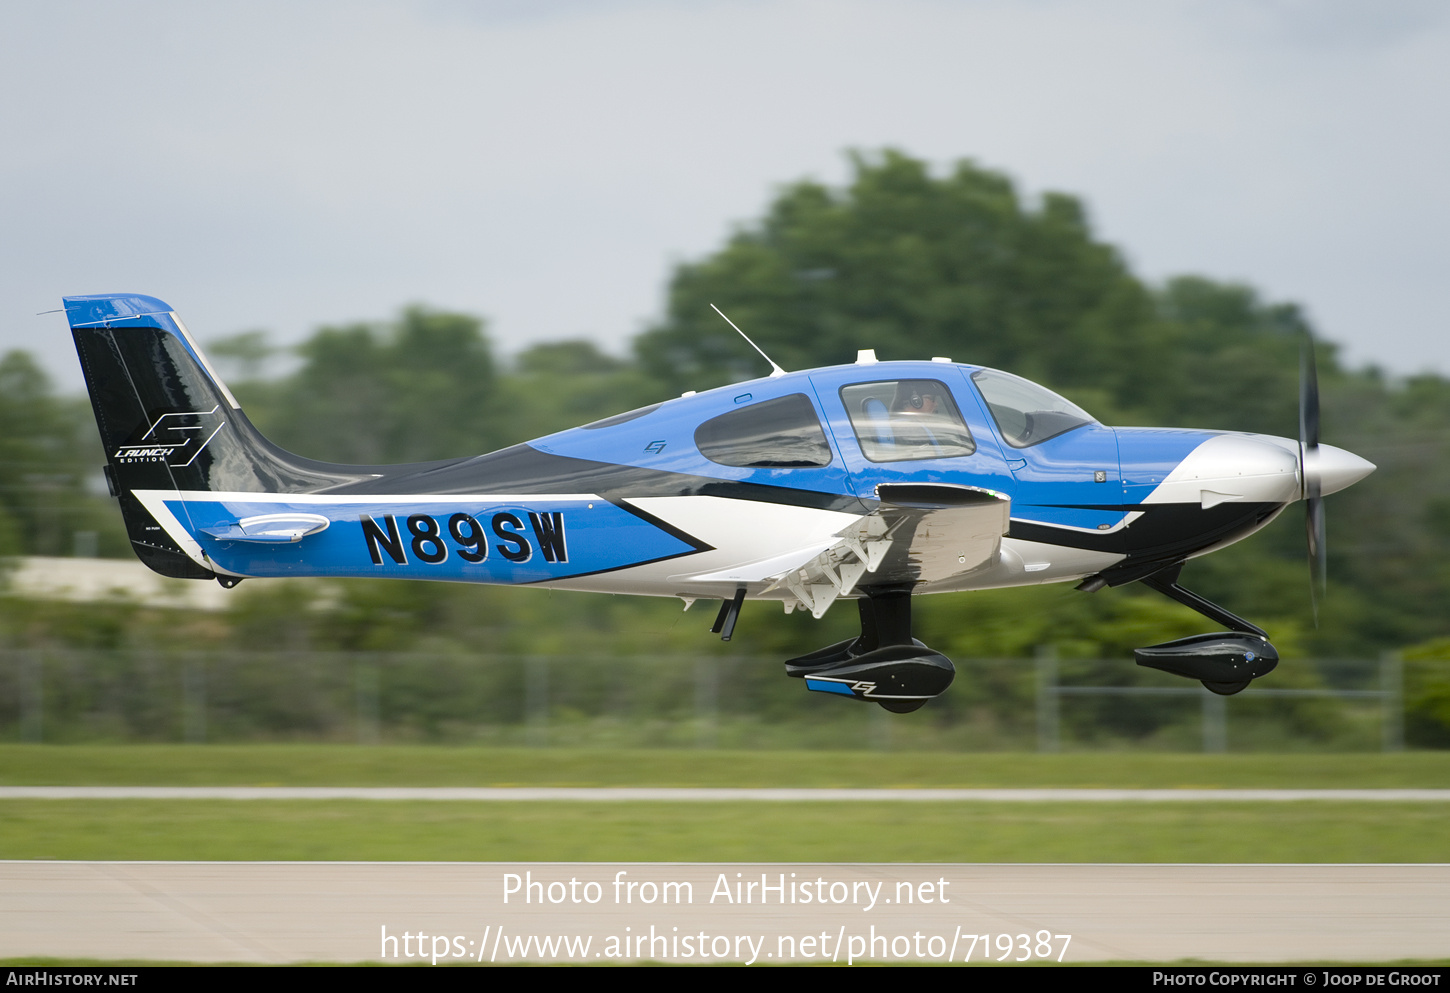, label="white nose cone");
[1142,434,1303,508]
[1308,444,1376,497]
[1142,434,1375,508]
